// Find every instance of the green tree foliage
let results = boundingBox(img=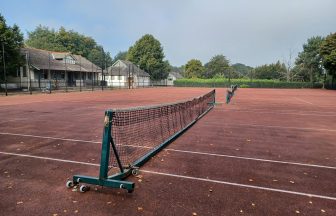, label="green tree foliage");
[320,32,336,87]
[0,13,24,79]
[112,51,127,64]
[204,55,230,78]
[231,63,253,78]
[127,34,169,80]
[295,36,324,83]
[254,61,287,80]
[185,59,205,78]
[26,25,112,69]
